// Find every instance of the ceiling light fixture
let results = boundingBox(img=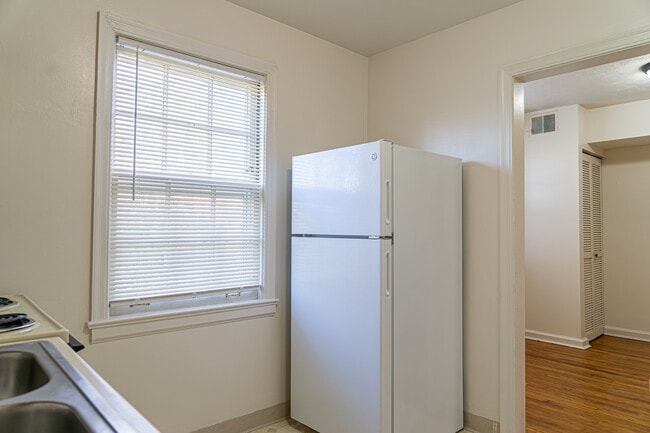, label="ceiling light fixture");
[643,63,650,77]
